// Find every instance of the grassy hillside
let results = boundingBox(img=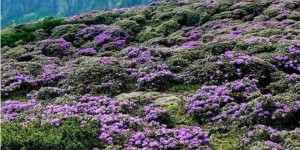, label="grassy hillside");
[1,0,300,149]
